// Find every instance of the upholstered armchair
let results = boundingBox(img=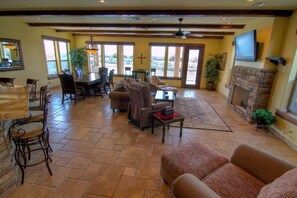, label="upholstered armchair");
[127,83,169,130]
